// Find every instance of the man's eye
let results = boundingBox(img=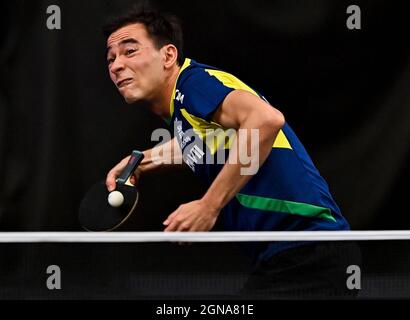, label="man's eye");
[126,48,137,55]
